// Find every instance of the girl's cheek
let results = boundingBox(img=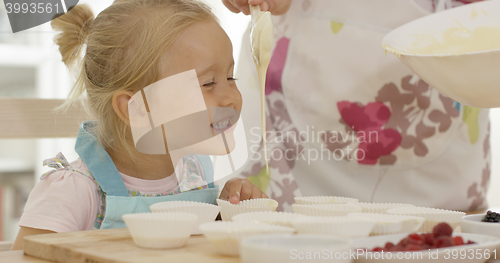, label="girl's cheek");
[235,88,243,109]
[237,95,243,111]
[202,92,218,108]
